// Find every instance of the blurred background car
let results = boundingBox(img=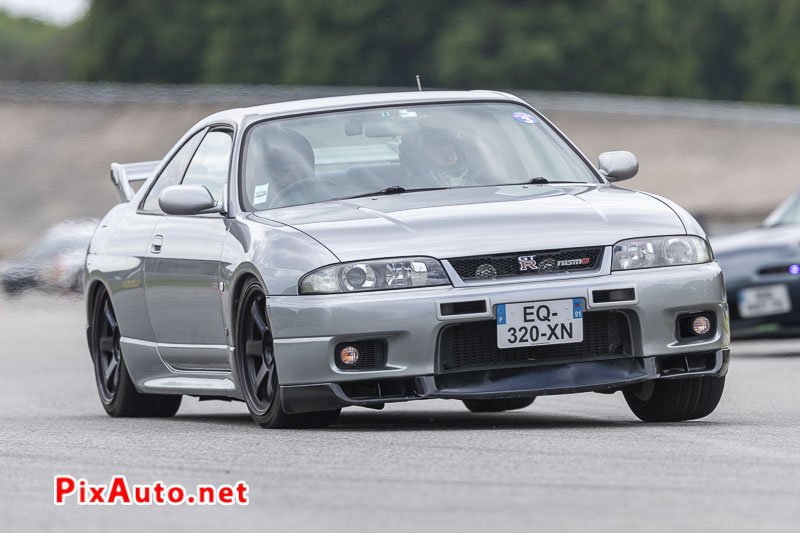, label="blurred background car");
[714,191,800,339]
[0,218,98,295]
